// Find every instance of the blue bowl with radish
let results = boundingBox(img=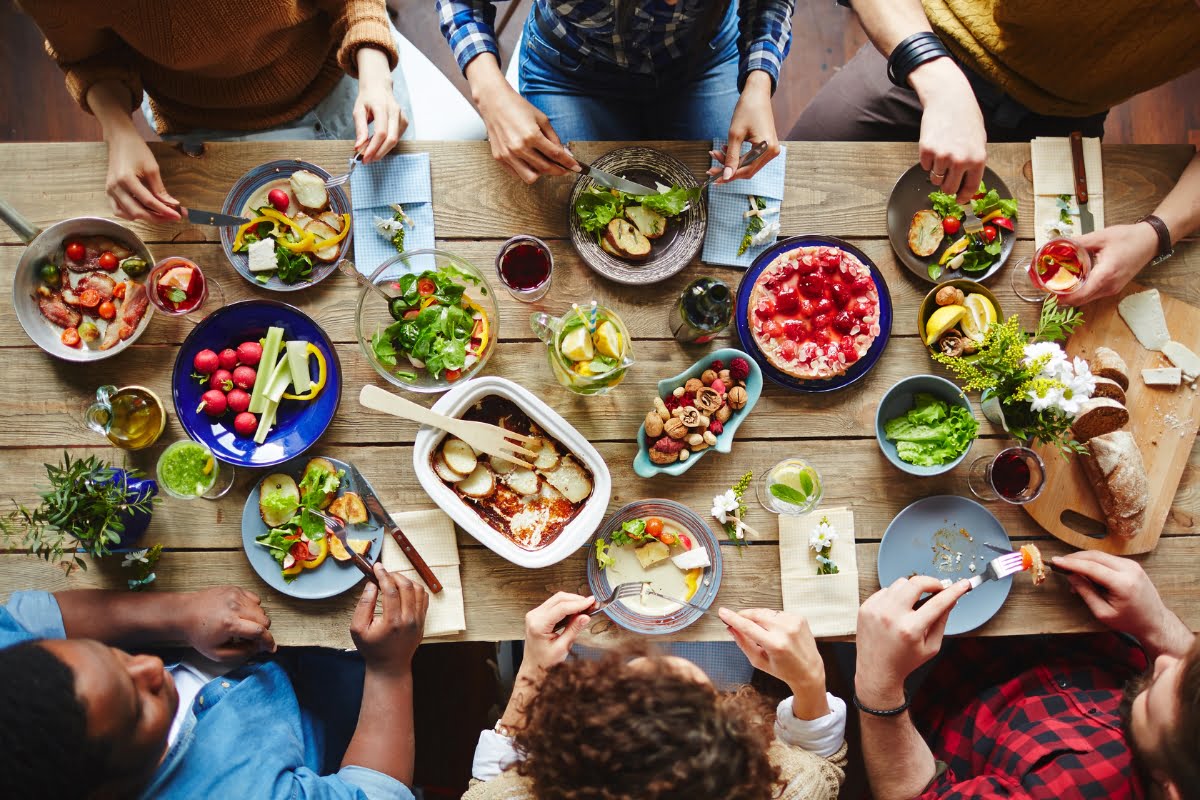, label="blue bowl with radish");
[172,300,342,468]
